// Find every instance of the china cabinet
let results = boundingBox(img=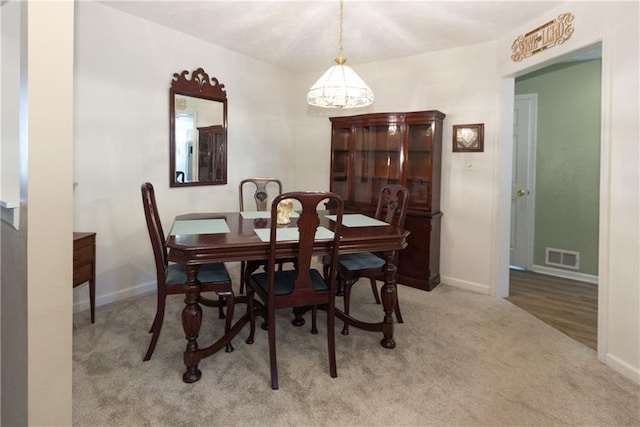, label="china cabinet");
[329,110,445,290]
[197,125,225,182]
